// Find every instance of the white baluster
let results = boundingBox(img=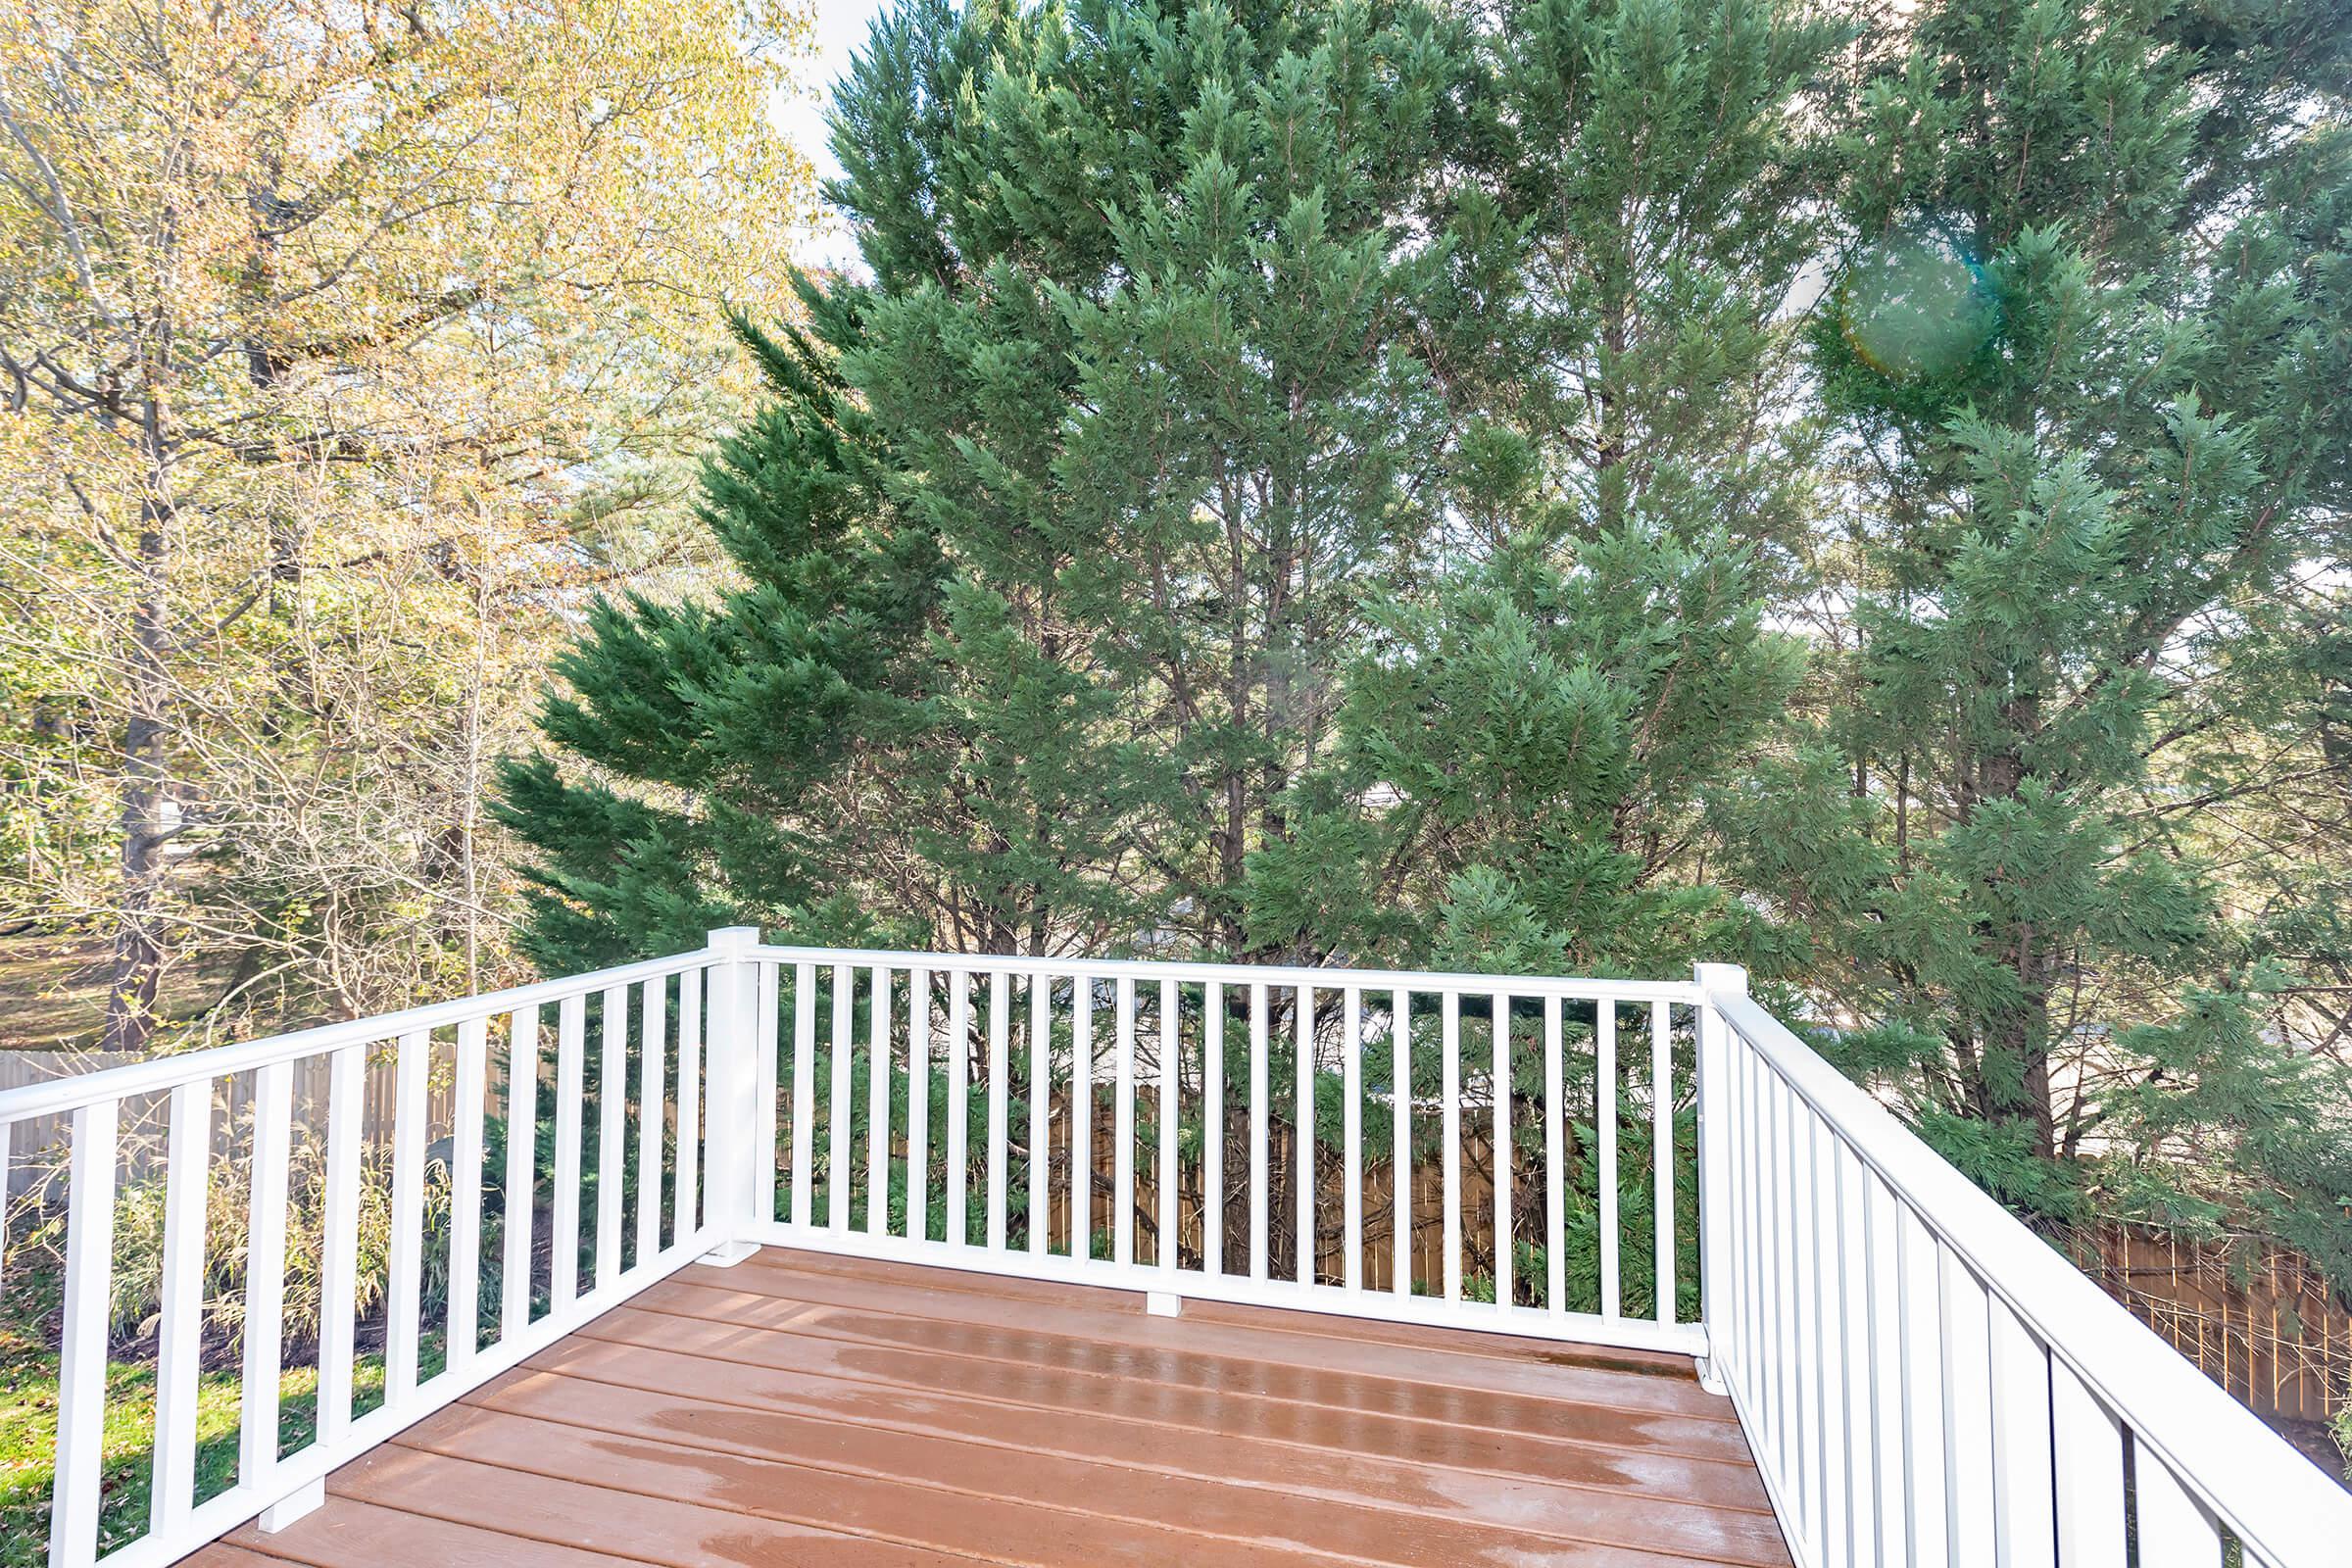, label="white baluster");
[680,965,708,1241]
[1159,978,1178,1274]
[240,1059,293,1492]
[946,969,969,1244]
[320,1044,366,1442]
[1738,1045,1767,1407]
[1803,1113,1848,1564]
[1985,1297,2055,1567]
[1296,983,1314,1287]
[1249,982,1268,1283]
[791,963,816,1228]
[1392,988,1410,1298]
[830,963,853,1232]
[907,967,930,1244]
[1442,988,1460,1302]
[1201,981,1221,1276]
[2135,1453,2225,1568]
[2051,1358,2128,1566]
[499,1010,538,1344]
[1114,975,1136,1268]
[1863,1168,1908,1565]
[152,1080,210,1533]
[1544,995,1564,1315]
[1897,1204,1949,1560]
[387,1028,430,1396]
[449,1015,487,1372]
[636,980,664,1266]
[1342,987,1361,1293]
[1783,1080,1820,1548]
[987,970,1009,1250]
[552,997,586,1311]
[595,986,626,1286]
[1028,971,1050,1254]
[1834,1140,1878,1563]
[869,964,891,1239]
[1939,1249,1995,1568]
[1650,1001,1673,1325]
[49,1098,118,1568]
[1072,974,1093,1260]
[1491,989,1510,1311]
[1762,1071,1794,1504]
[1597,1000,1619,1317]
